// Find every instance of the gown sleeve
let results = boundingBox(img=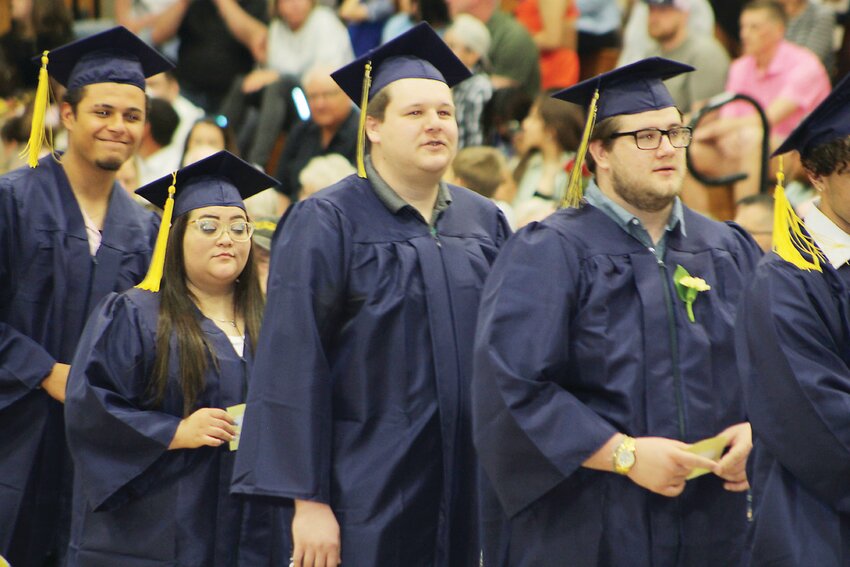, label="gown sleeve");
[472,223,618,518]
[232,197,349,504]
[738,262,850,512]
[65,292,182,512]
[0,182,56,410]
